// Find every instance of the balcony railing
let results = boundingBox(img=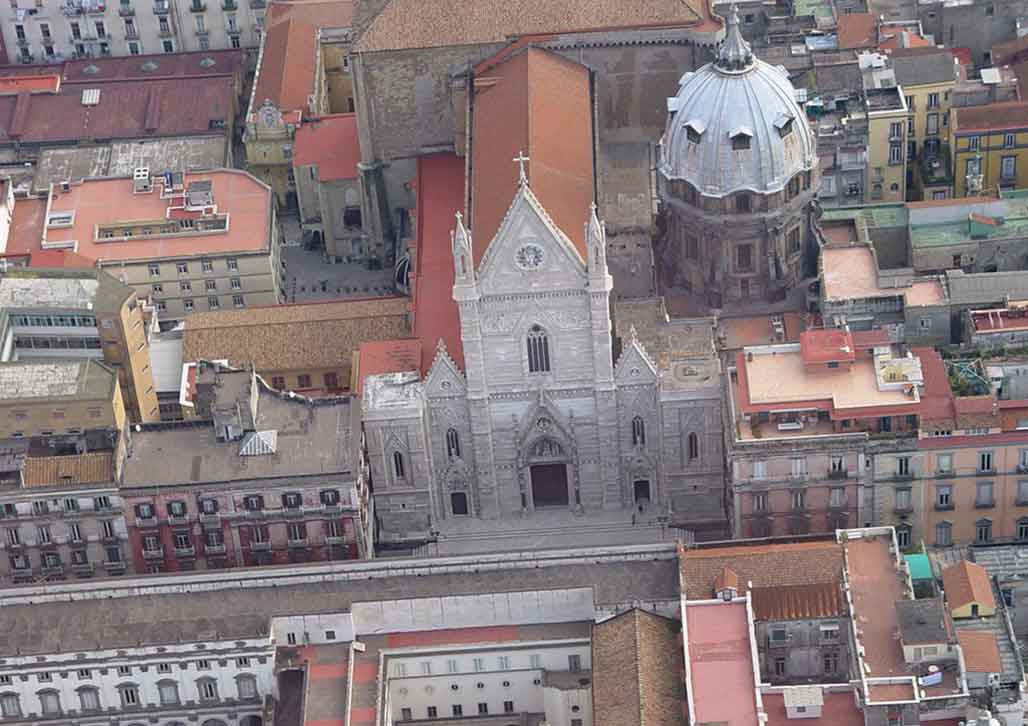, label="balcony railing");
[137,516,158,529]
[287,538,309,548]
[282,507,304,518]
[71,561,95,575]
[152,0,169,11]
[104,560,126,572]
[118,3,134,14]
[827,469,848,480]
[142,548,164,560]
[189,0,205,10]
[204,543,226,555]
[221,0,236,8]
[250,541,271,551]
[166,513,189,525]
[174,545,196,557]
[325,535,346,546]
[198,512,220,524]
[41,564,65,577]
[244,509,266,519]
